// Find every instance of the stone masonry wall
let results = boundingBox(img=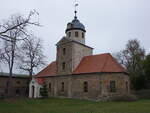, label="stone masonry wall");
[0,77,29,97]
[56,40,92,75]
[45,73,130,100]
[72,43,93,72]
[66,30,85,44]
[56,42,73,75]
